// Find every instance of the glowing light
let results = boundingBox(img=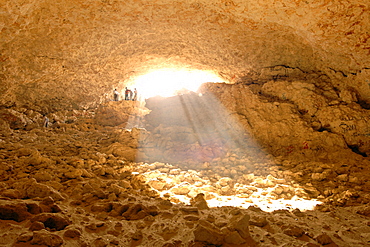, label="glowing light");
[204,194,322,212]
[133,164,322,213]
[127,67,323,212]
[132,69,224,99]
